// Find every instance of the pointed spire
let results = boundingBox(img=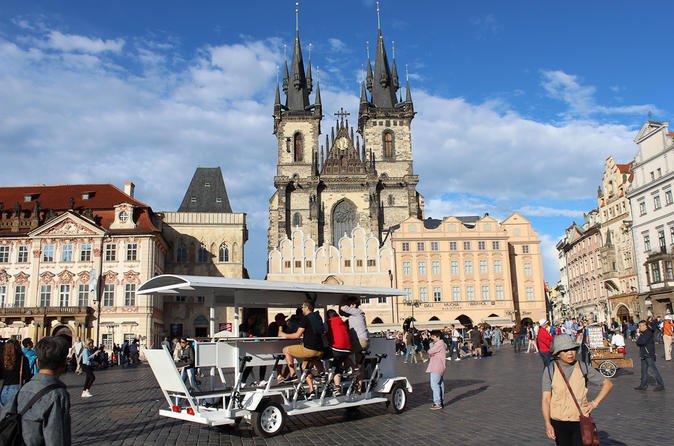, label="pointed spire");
[314,80,321,107]
[360,81,368,104]
[370,3,397,108]
[282,45,289,95]
[366,42,373,91]
[391,40,399,91]
[274,81,281,107]
[286,3,311,111]
[405,64,412,103]
[306,43,313,94]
